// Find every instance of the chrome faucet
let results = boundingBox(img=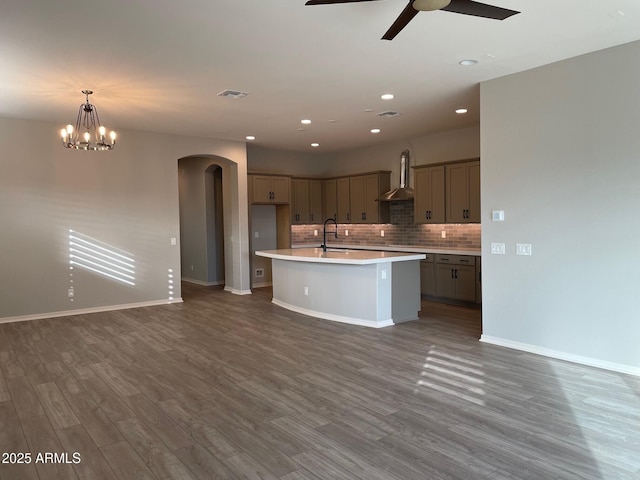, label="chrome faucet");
[321,218,338,252]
